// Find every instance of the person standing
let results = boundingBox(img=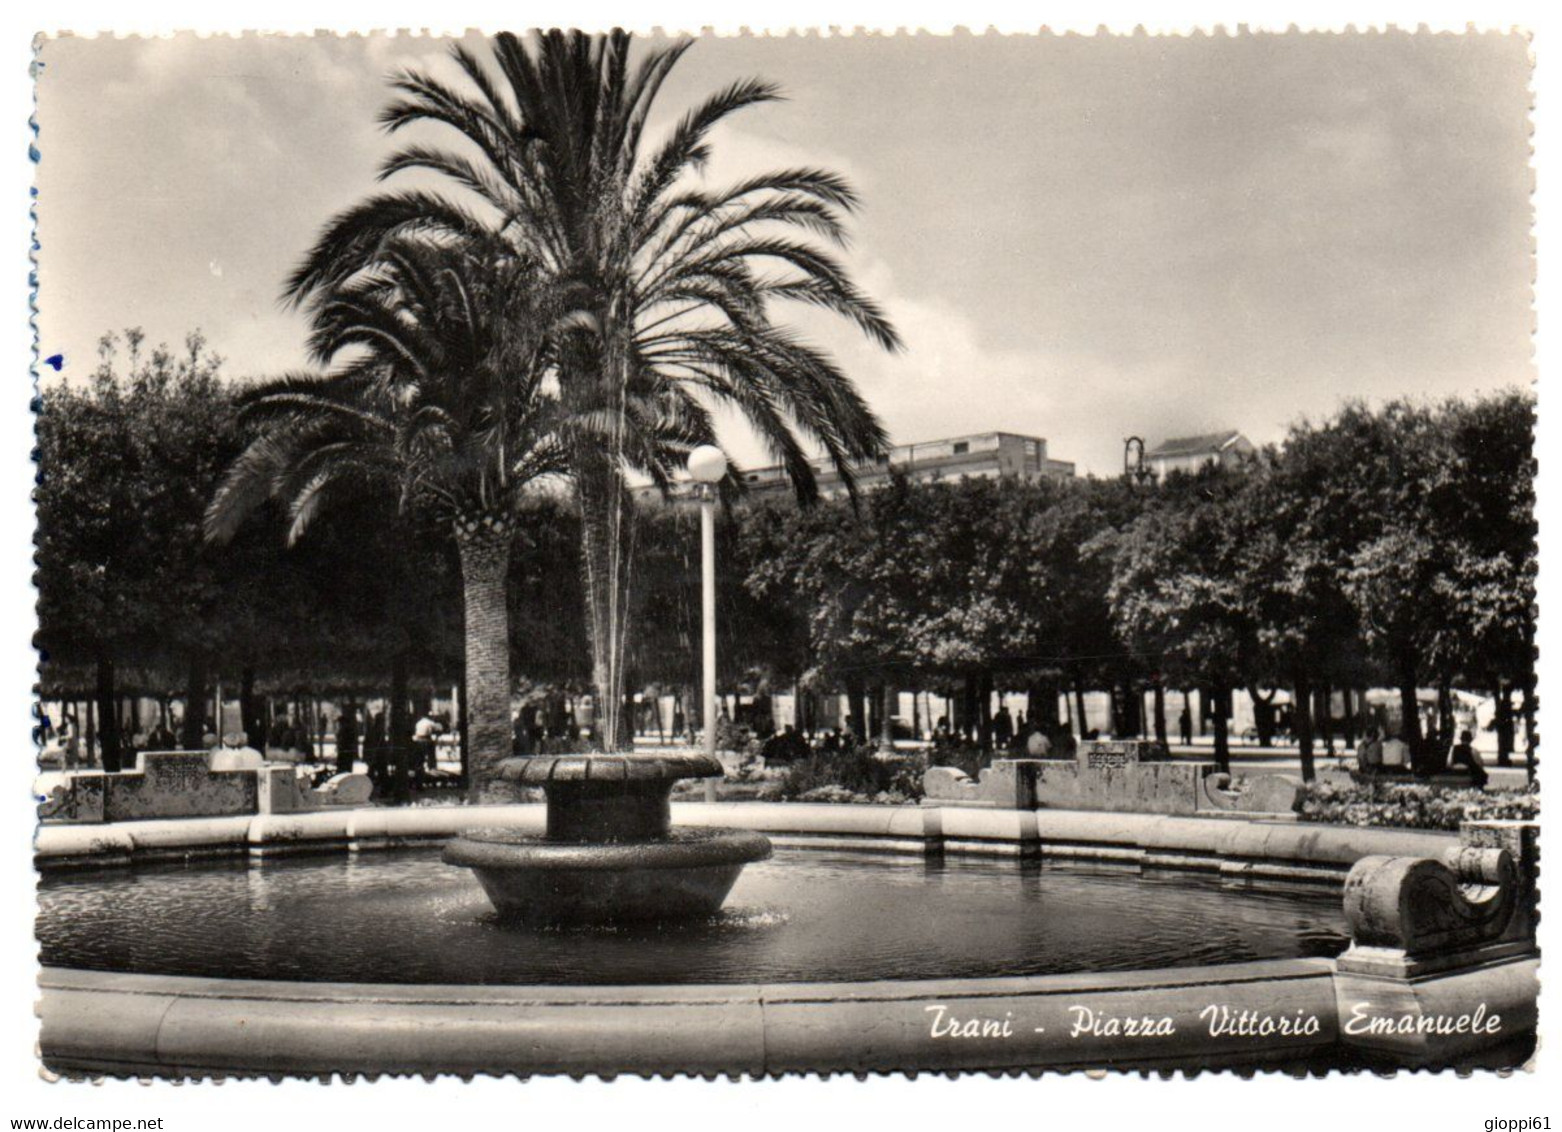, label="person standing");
[335,705,359,775]
[59,713,81,770]
[993,705,1014,748]
[413,709,443,783]
[1179,705,1193,747]
[365,708,388,789]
